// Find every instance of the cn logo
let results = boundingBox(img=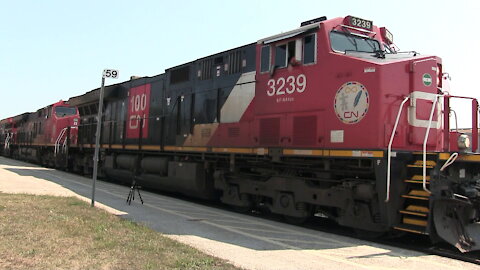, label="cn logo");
[127,84,151,138]
[129,114,146,129]
[344,111,359,119]
[334,81,370,124]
